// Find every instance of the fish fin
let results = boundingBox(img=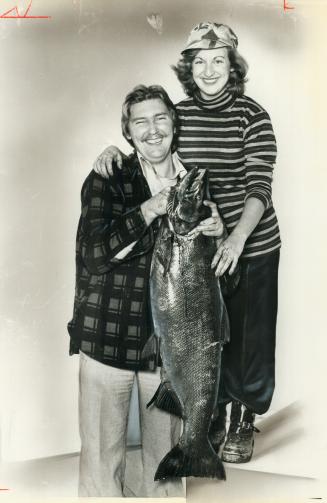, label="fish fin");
[215,280,231,345]
[154,443,226,480]
[147,382,183,417]
[166,189,176,217]
[141,333,158,359]
[154,219,174,276]
[141,334,160,369]
[221,305,230,344]
[146,384,161,409]
[161,233,174,275]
